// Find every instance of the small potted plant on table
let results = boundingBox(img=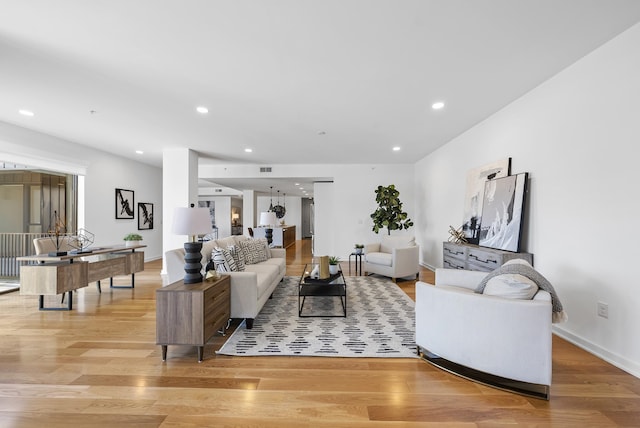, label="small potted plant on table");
[354,244,364,255]
[328,256,341,274]
[123,233,143,247]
